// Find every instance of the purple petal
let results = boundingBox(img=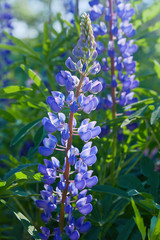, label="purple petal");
[56,72,65,86]
[76,197,87,208]
[80,131,92,142]
[92,126,101,138]
[75,179,86,190]
[40,226,50,238]
[44,159,53,168]
[86,194,92,203]
[36,200,46,209]
[78,203,93,215]
[86,176,98,188]
[38,164,47,175]
[39,146,53,156]
[78,221,91,233]
[65,57,77,71]
[84,155,97,166]
[69,230,80,240]
[78,189,88,200]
